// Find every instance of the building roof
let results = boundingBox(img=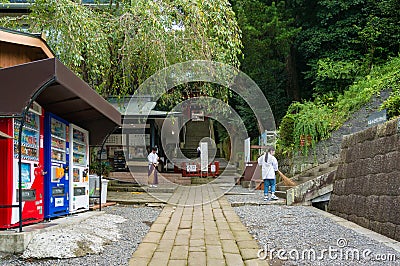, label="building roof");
[0,27,54,60]
[0,58,121,145]
[108,96,182,119]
